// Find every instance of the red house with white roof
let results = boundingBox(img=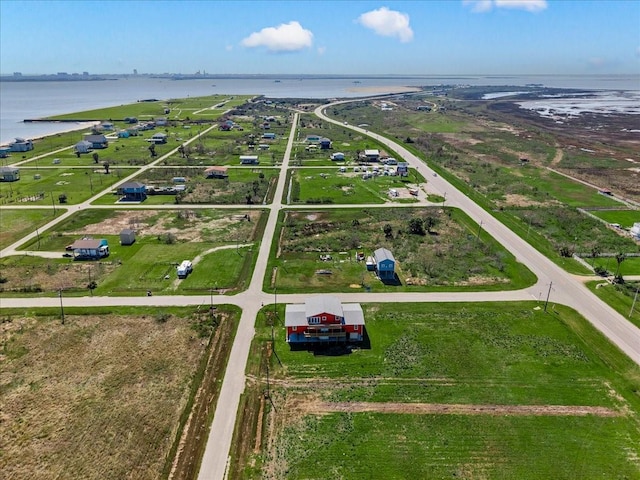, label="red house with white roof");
[285,295,365,344]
